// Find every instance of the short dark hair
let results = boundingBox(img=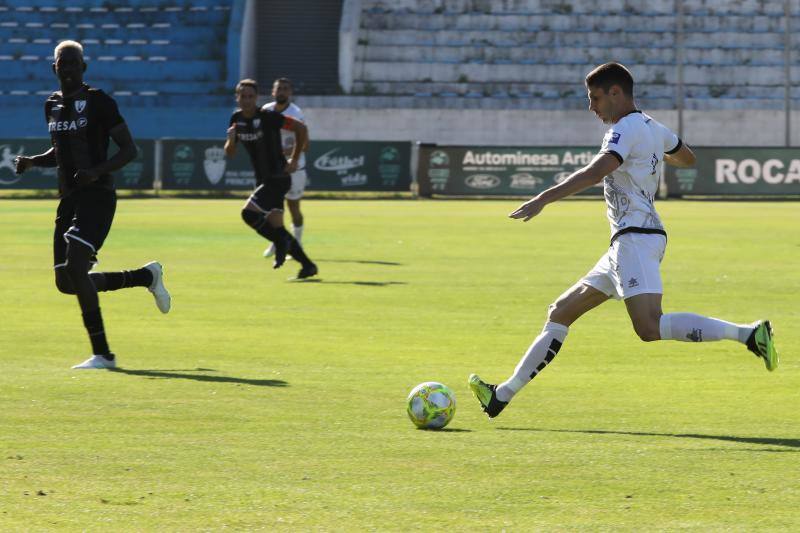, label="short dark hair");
[585,62,634,96]
[235,78,258,95]
[273,77,292,89]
